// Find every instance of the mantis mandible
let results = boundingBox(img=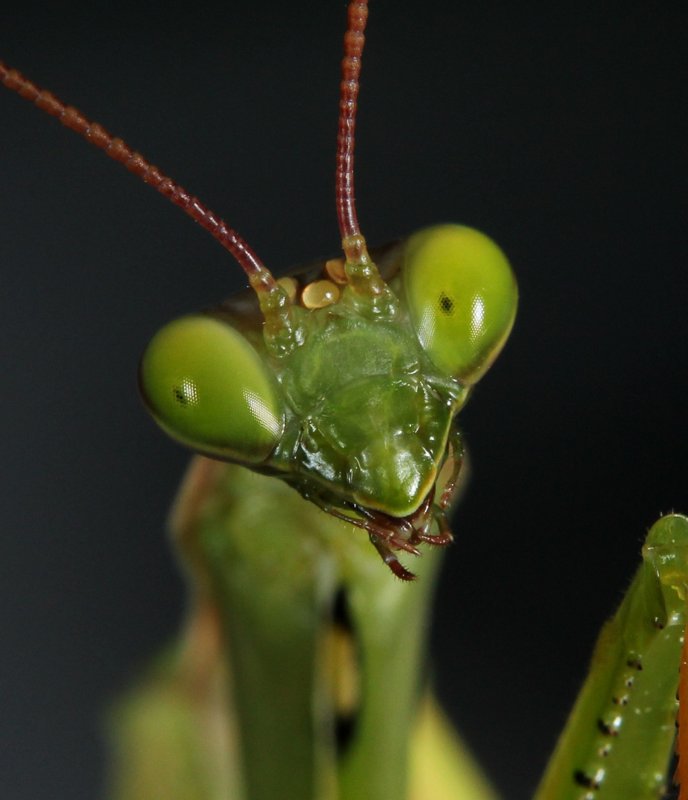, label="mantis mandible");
[1,2,685,799]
